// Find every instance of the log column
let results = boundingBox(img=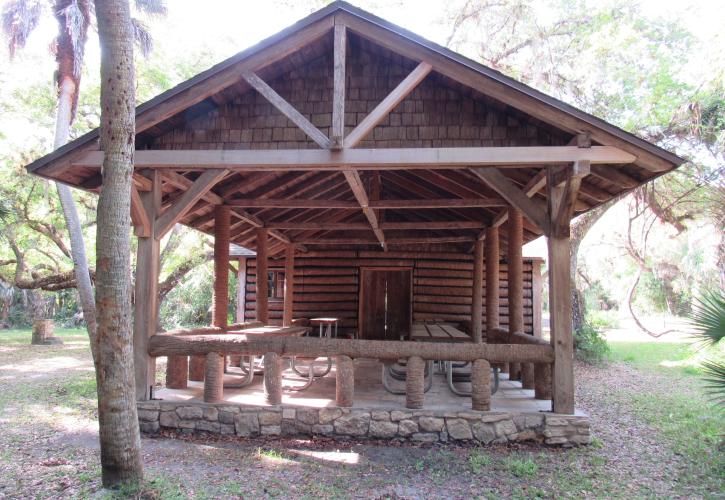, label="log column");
[405,356,425,409]
[134,171,161,400]
[507,209,524,382]
[282,244,295,326]
[236,257,247,323]
[471,239,484,343]
[335,355,354,407]
[485,226,504,373]
[202,205,230,402]
[263,352,282,404]
[471,359,491,411]
[256,228,269,324]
